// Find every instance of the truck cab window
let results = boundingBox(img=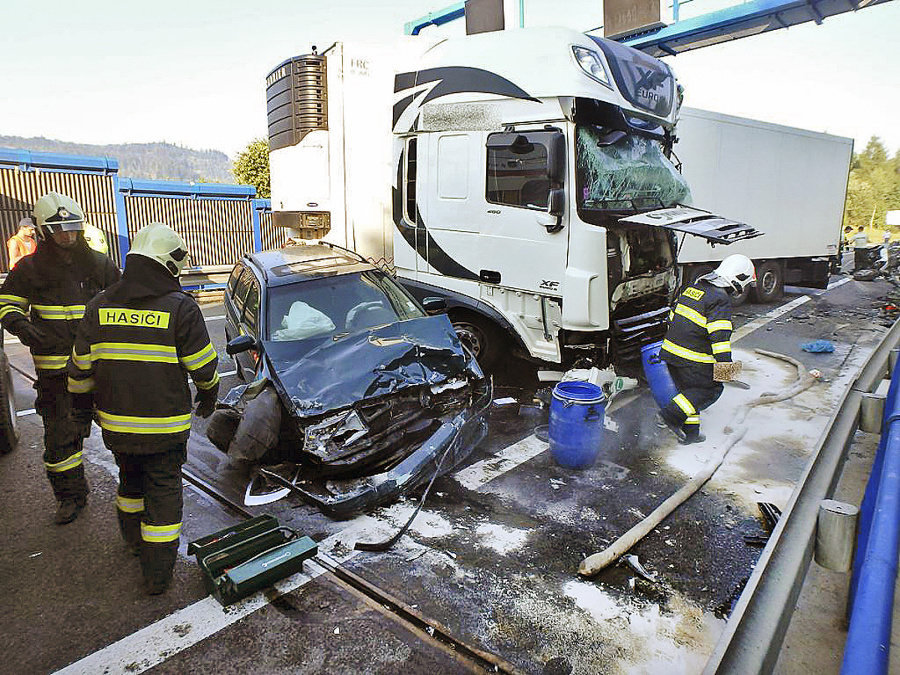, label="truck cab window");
[486,134,550,210]
[404,138,417,224]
